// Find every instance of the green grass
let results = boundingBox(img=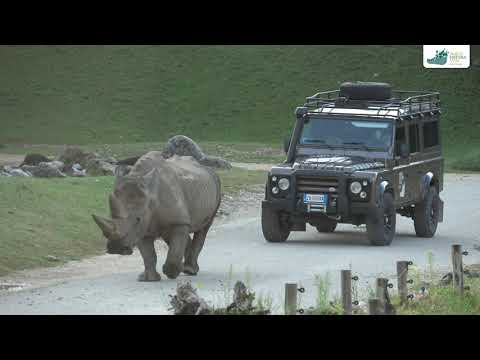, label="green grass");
[395,278,480,315]
[0,45,479,169]
[0,168,267,276]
